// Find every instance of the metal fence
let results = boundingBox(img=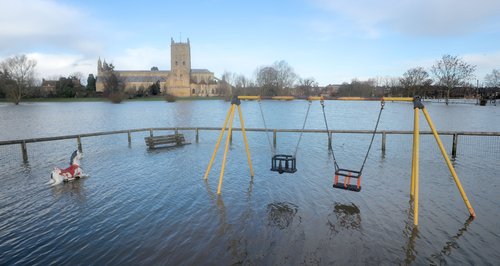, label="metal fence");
[1,127,499,164]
